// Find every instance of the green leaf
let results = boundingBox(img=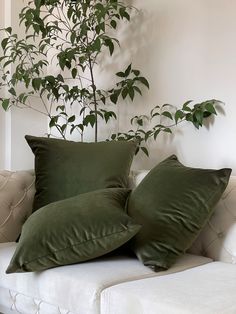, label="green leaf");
[83,114,96,127]
[162,103,172,108]
[68,115,76,123]
[71,68,77,79]
[8,87,16,96]
[56,105,65,112]
[128,87,135,101]
[106,40,114,55]
[151,105,160,116]
[175,110,185,124]
[70,31,76,45]
[137,77,149,89]
[1,38,8,50]
[124,64,132,77]
[2,99,10,111]
[205,102,217,114]
[104,111,116,123]
[77,124,84,132]
[119,8,130,21]
[145,130,152,141]
[5,27,12,34]
[93,37,101,51]
[57,74,64,82]
[182,100,193,112]
[110,92,118,104]
[32,78,41,91]
[161,111,173,120]
[131,115,138,125]
[46,75,55,85]
[163,128,172,134]
[132,69,140,76]
[110,20,117,29]
[116,71,126,78]
[185,113,193,122]
[137,118,143,126]
[95,24,101,35]
[3,60,13,68]
[154,129,161,140]
[67,6,74,20]
[140,146,149,156]
[194,110,204,124]
[34,0,42,9]
[133,86,142,95]
[60,124,67,133]
[152,112,160,118]
[122,87,128,99]
[49,116,58,128]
